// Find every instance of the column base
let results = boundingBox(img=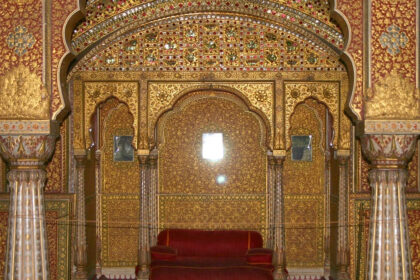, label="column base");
[136,271,150,280]
[273,268,288,280]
